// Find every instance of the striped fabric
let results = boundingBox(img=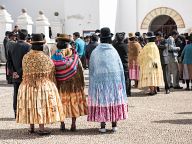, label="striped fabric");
[52,49,79,81]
